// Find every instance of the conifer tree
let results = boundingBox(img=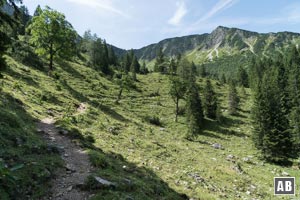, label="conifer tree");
[228,81,239,115]
[287,46,300,152]
[237,66,249,87]
[186,81,204,139]
[33,4,42,16]
[128,49,134,63]
[91,39,102,69]
[203,80,218,119]
[140,61,147,74]
[216,103,223,123]
[177,58,195,82]
[130,56,139,81]
[108,45,117,66]
[199,65,207,78]
[252,67,293,163]
[220,74,226,85]
[191,61,197,76]
[122,52,131,73]
[101,40,109,74]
